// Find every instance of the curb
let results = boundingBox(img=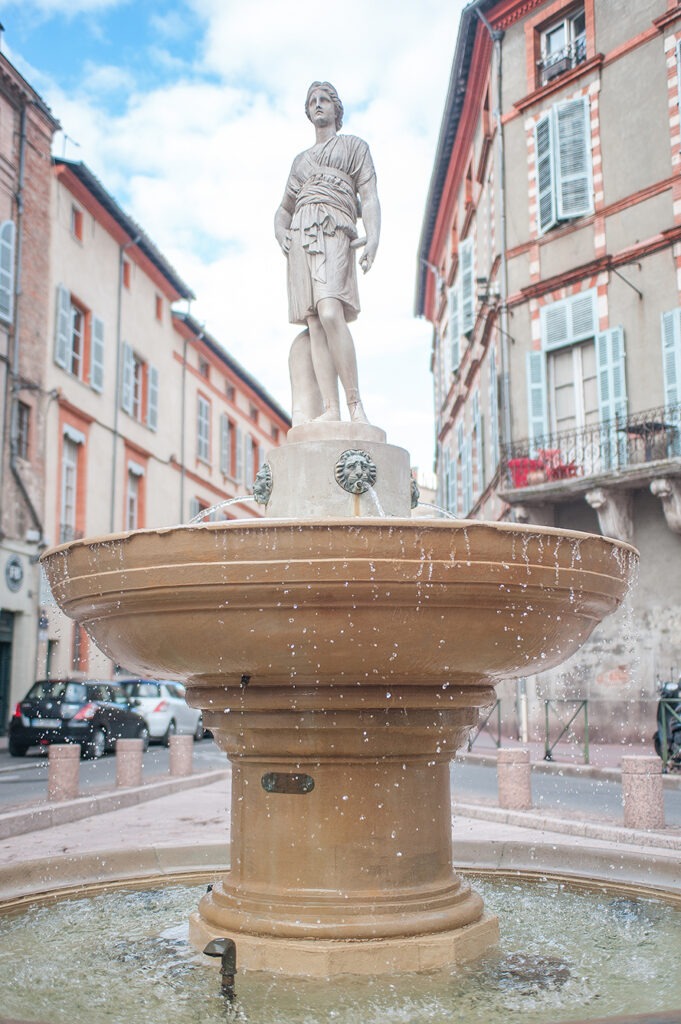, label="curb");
[0,769,229,840]
[454,801,681,851]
